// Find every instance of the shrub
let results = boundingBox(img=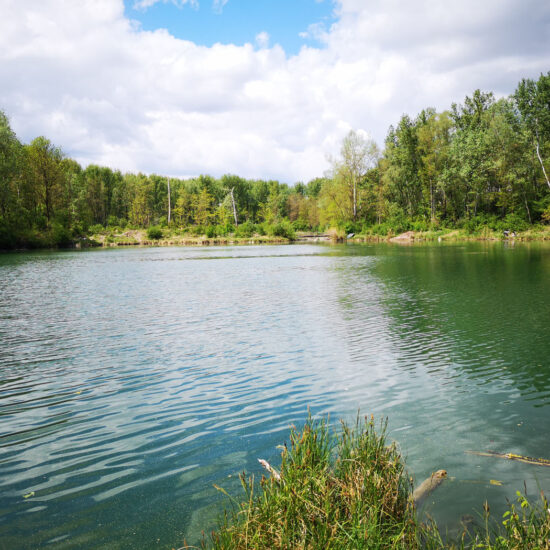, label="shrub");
[501,213,530,233]
[292,218,310,231]
[107,215,119,227]
[146,226,163,240]
[88,224,105,235]
[268,221,296,240]
[50,223,73,247]
[234,221,255,238]
[410,219,430,232]
[205,225,217,238]
[0,223,17,249]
